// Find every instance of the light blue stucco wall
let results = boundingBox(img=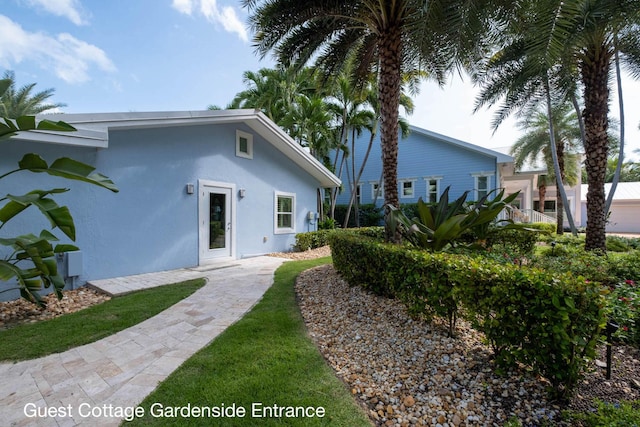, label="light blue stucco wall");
[0,122,322,298]
[336,129,499,206]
